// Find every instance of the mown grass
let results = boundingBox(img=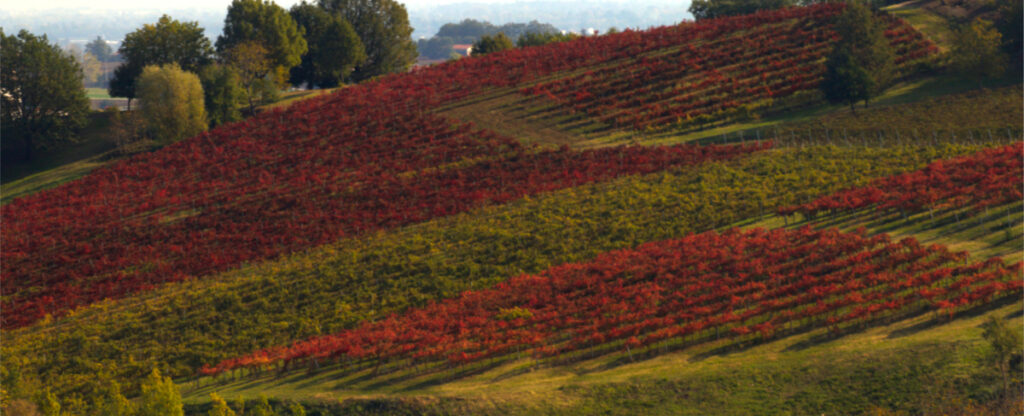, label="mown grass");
[85,87,113,99]
[884,0,956,50]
